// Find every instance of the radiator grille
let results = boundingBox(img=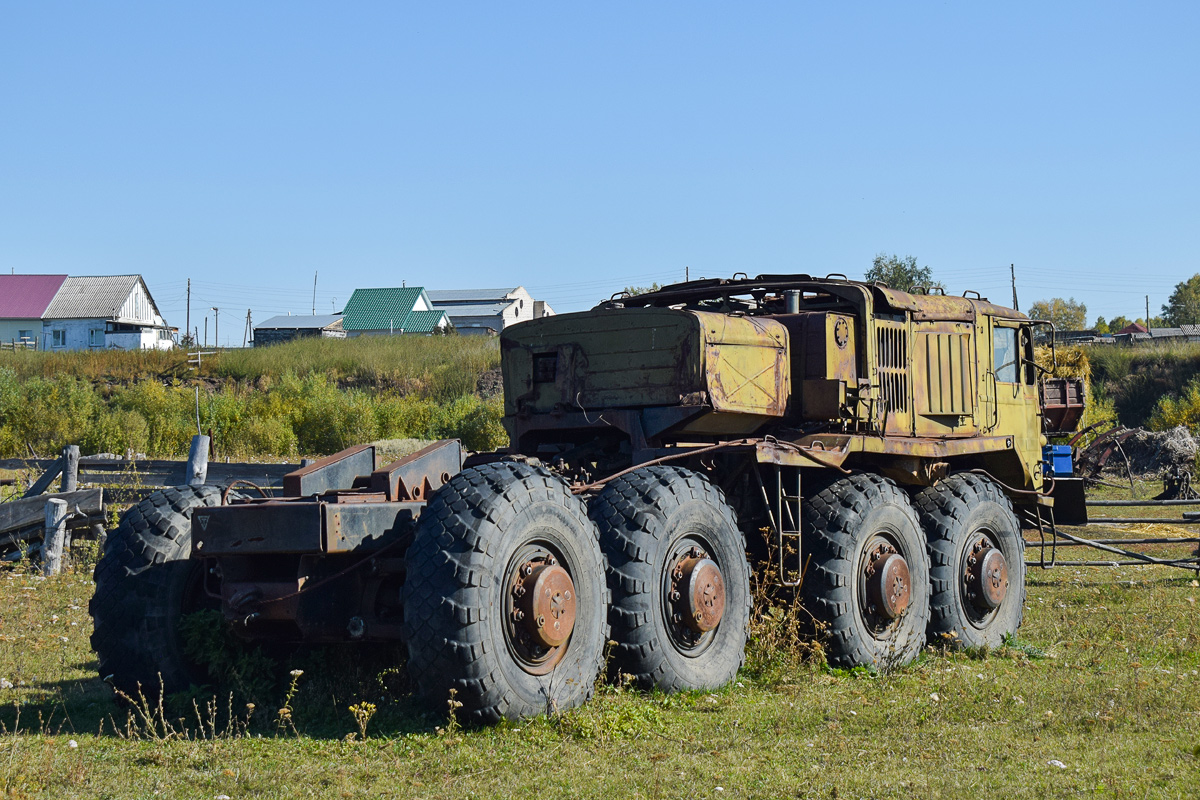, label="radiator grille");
[876,322,908,414]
